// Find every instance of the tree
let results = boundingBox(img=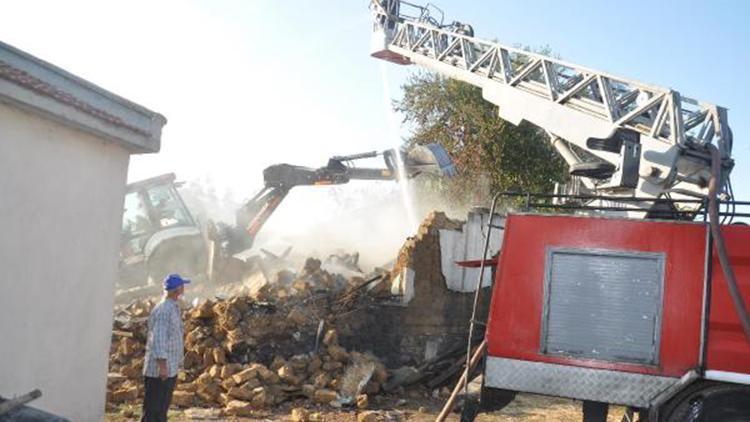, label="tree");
[396,71,567,206]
